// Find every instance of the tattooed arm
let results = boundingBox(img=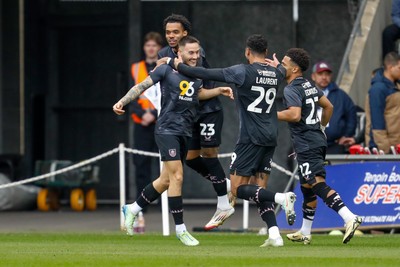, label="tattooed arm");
[113,76,154,115]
